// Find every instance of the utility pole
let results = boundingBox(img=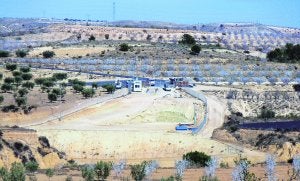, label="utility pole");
[113,2,116,21]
